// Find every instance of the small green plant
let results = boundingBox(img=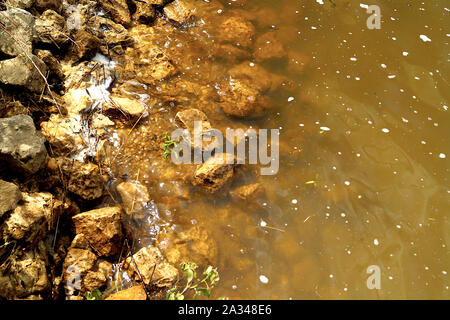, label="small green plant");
[161,134,179,158]
[84,288,102,300]
[166,262,220,300]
